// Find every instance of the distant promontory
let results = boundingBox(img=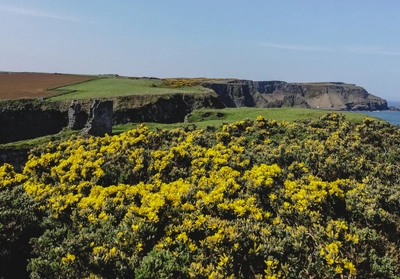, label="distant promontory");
[203,80,388,111]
